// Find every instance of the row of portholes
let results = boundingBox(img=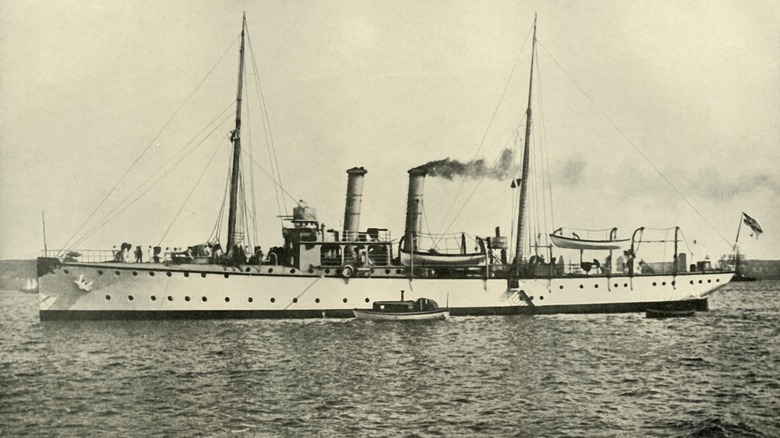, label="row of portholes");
[554,278,718,290]
[92,268,298,277]
[318,268,405,275]
[72,267,411,278]
[107,295,371,304]
[691,278,717,284]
